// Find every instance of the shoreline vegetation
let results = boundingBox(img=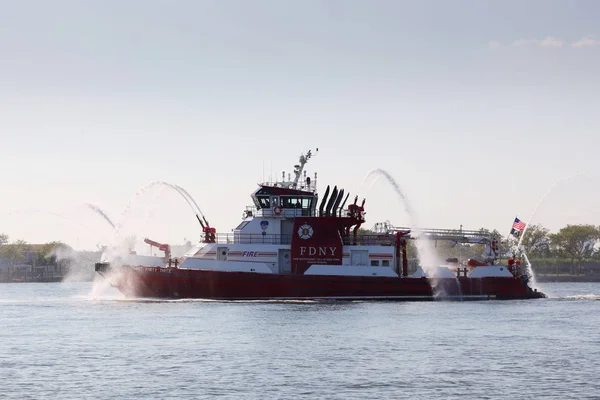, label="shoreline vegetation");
[2,223,600,283]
